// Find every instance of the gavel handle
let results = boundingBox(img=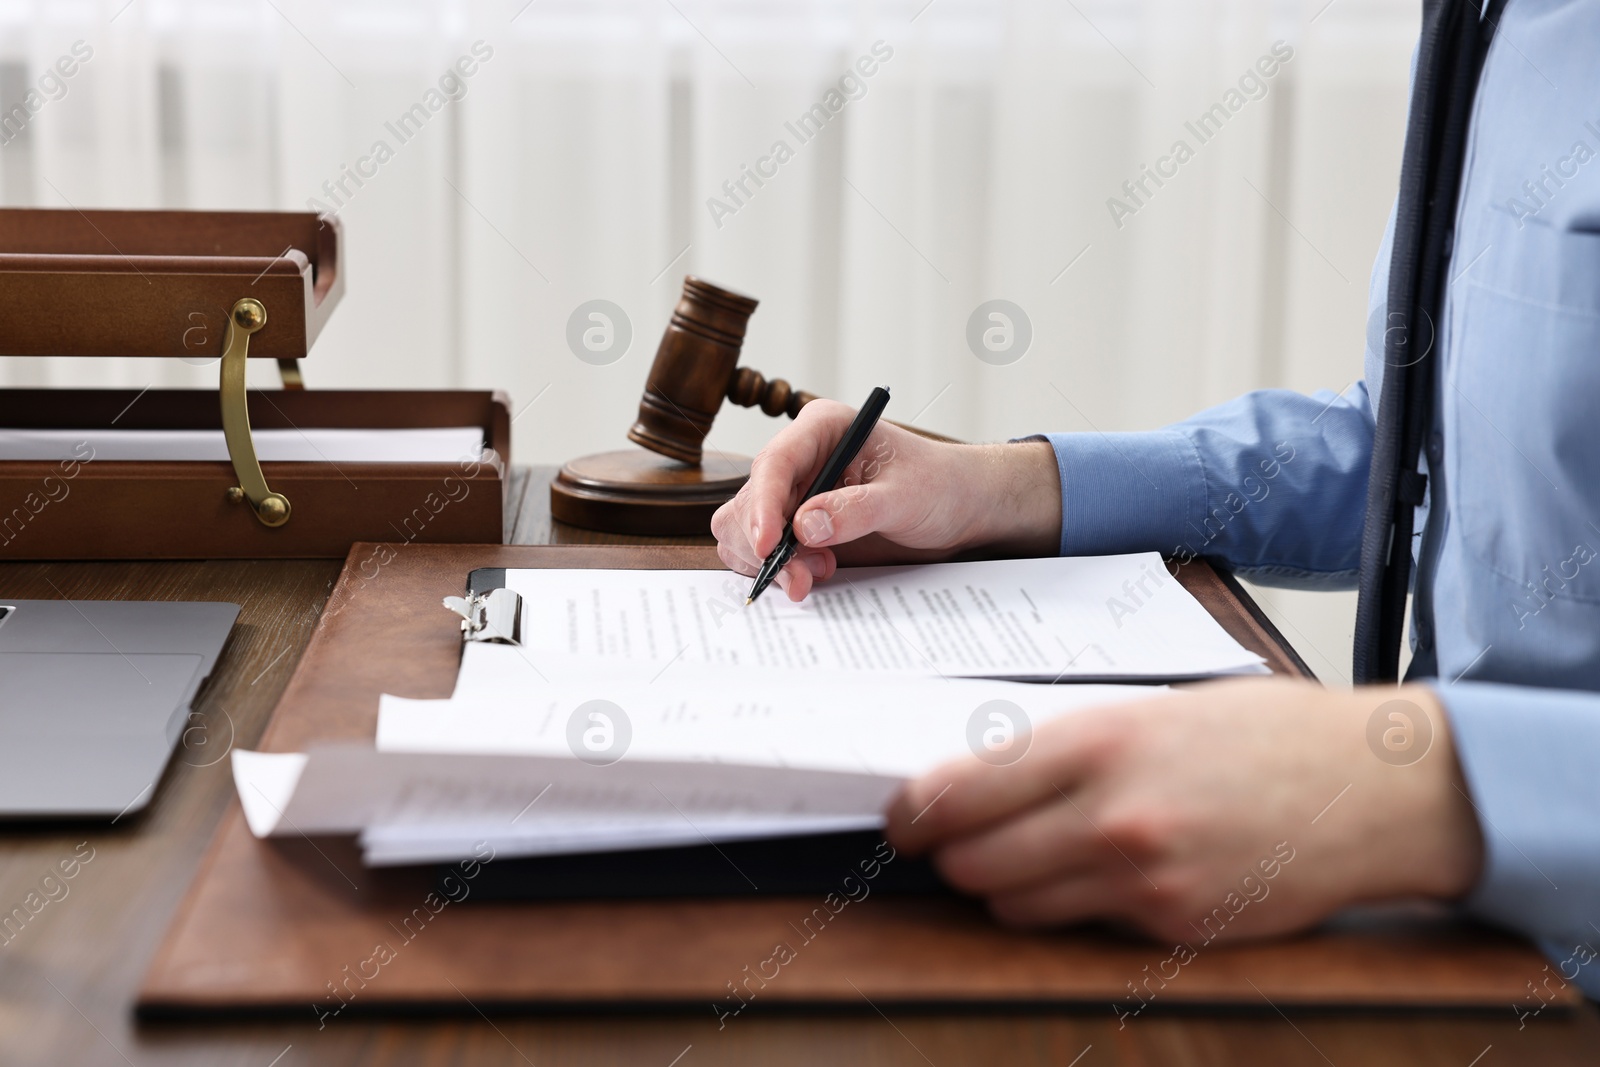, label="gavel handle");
[726,367,960,444]
[726,366,816,419]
